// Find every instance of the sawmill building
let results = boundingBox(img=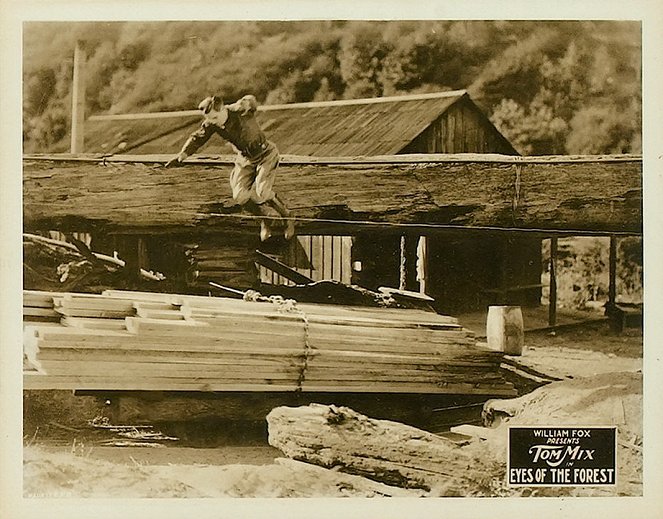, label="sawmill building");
[48,90,543,315]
